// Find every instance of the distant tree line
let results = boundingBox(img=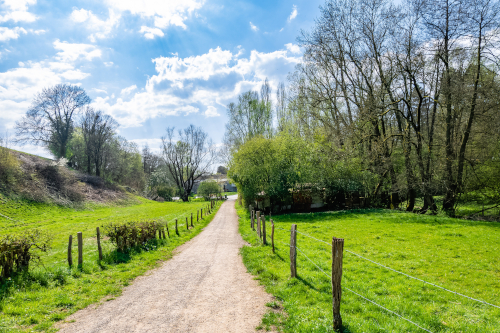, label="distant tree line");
[226,0,500,216]
[14,84,221,199]
[15,84,144,191]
